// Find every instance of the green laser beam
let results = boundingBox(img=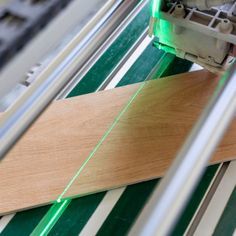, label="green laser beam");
[56,53,173,203]
[30,199,71,236]
[57,81,146,202]
[29,82,147,236]
[30,49,175,235]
